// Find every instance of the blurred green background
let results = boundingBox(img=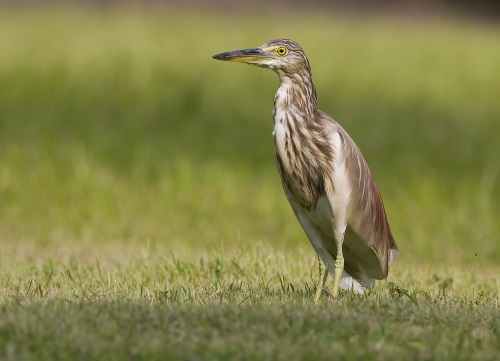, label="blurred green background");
[0,2,499,267]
